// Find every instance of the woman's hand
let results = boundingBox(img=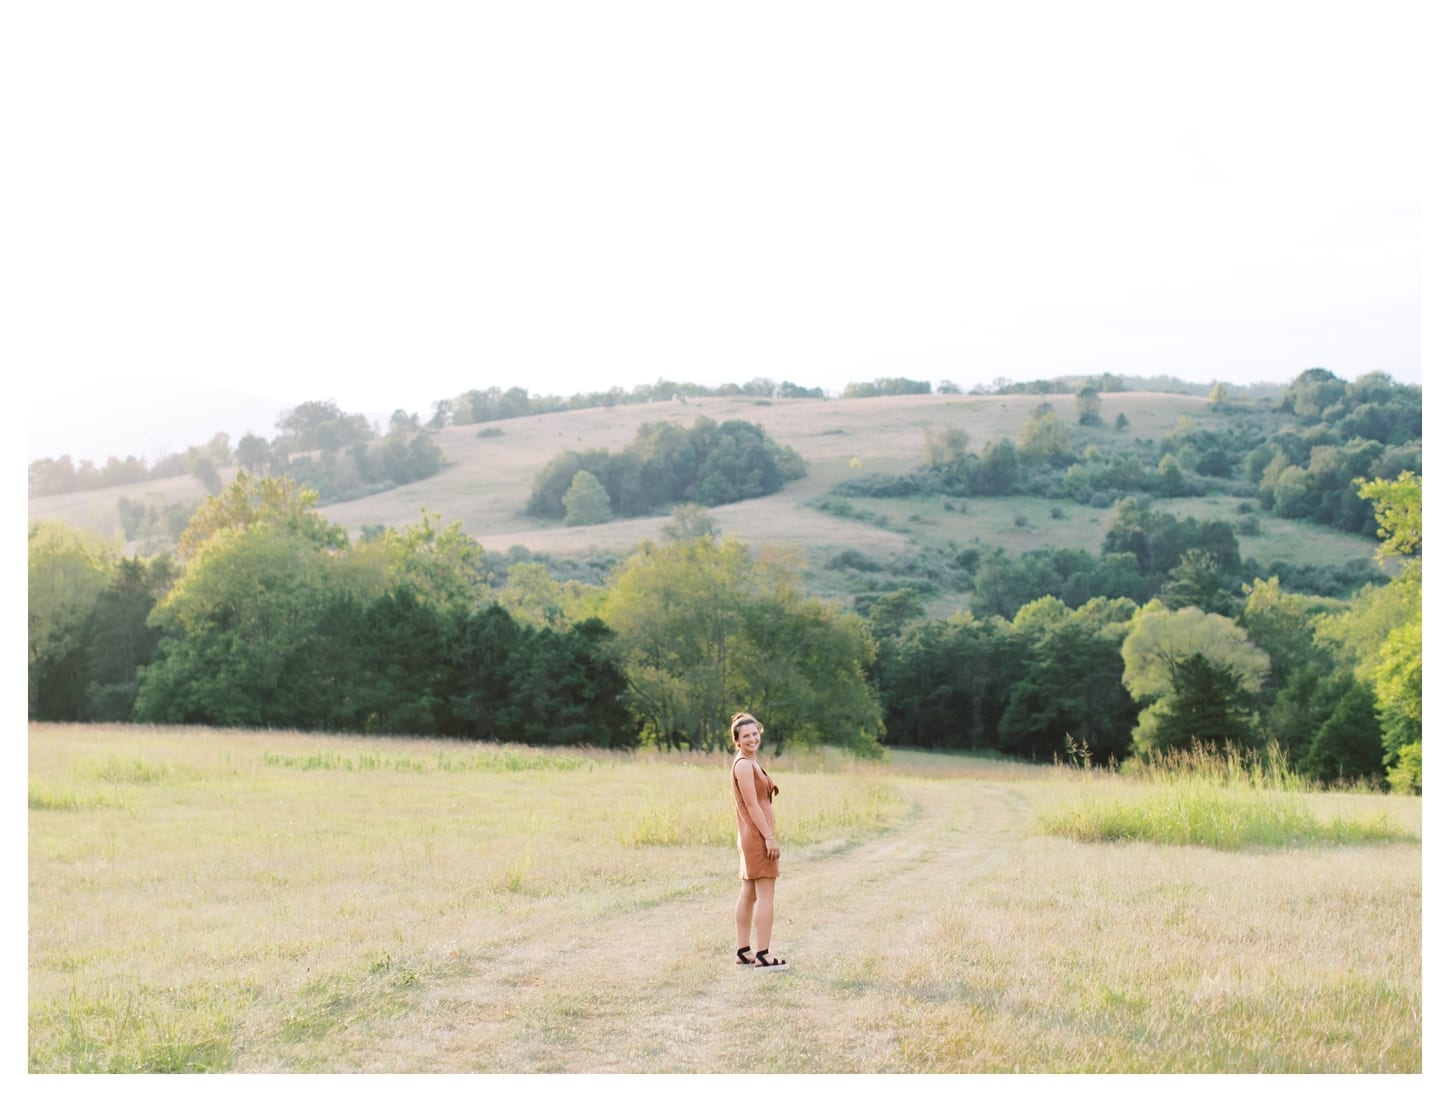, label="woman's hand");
[765,836,780,860]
